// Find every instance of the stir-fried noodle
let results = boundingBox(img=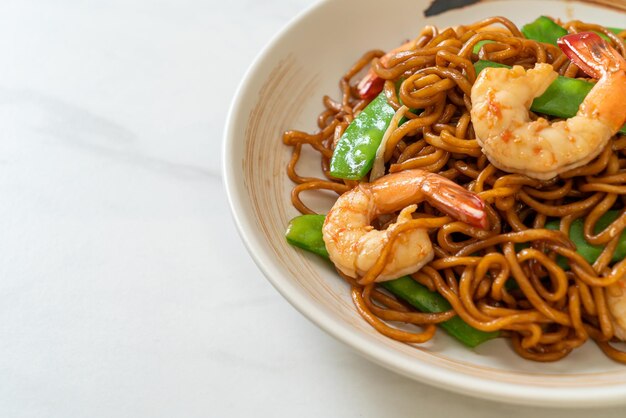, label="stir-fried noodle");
[283,17,626,362]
